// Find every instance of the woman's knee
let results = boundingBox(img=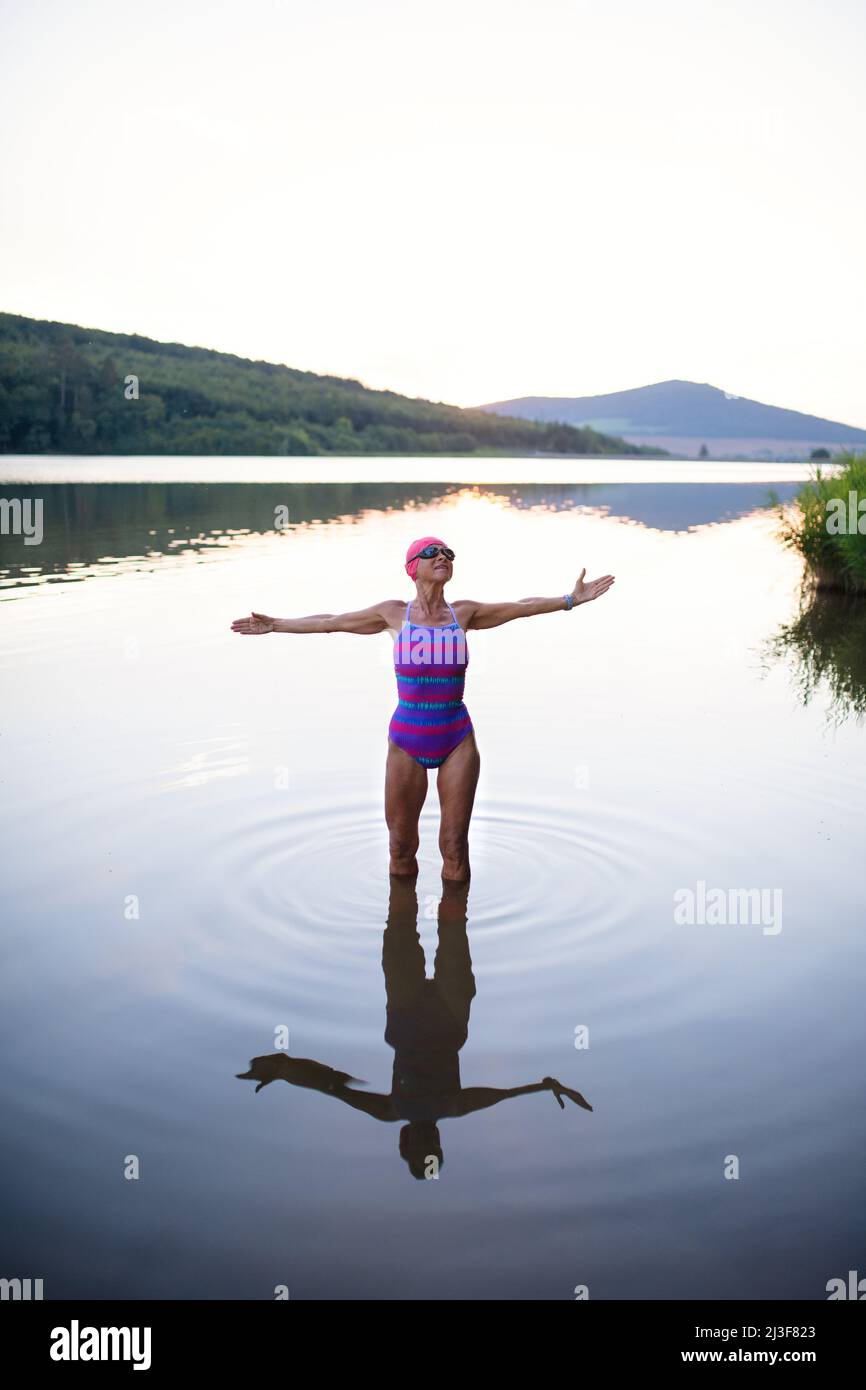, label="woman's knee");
[389,827,420,858]
[439,828,468,861]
